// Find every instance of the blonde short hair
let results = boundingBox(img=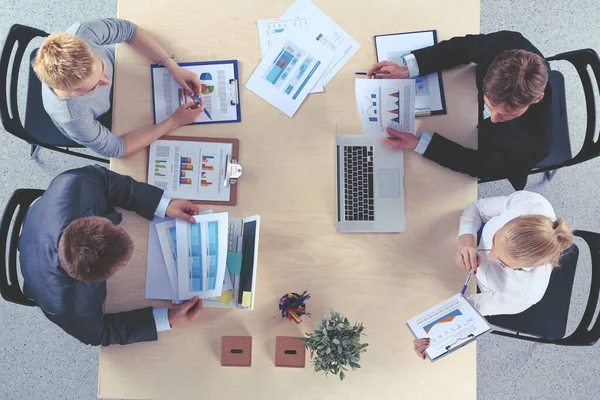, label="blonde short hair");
[502,215,573,267]
[32,32,95,91]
